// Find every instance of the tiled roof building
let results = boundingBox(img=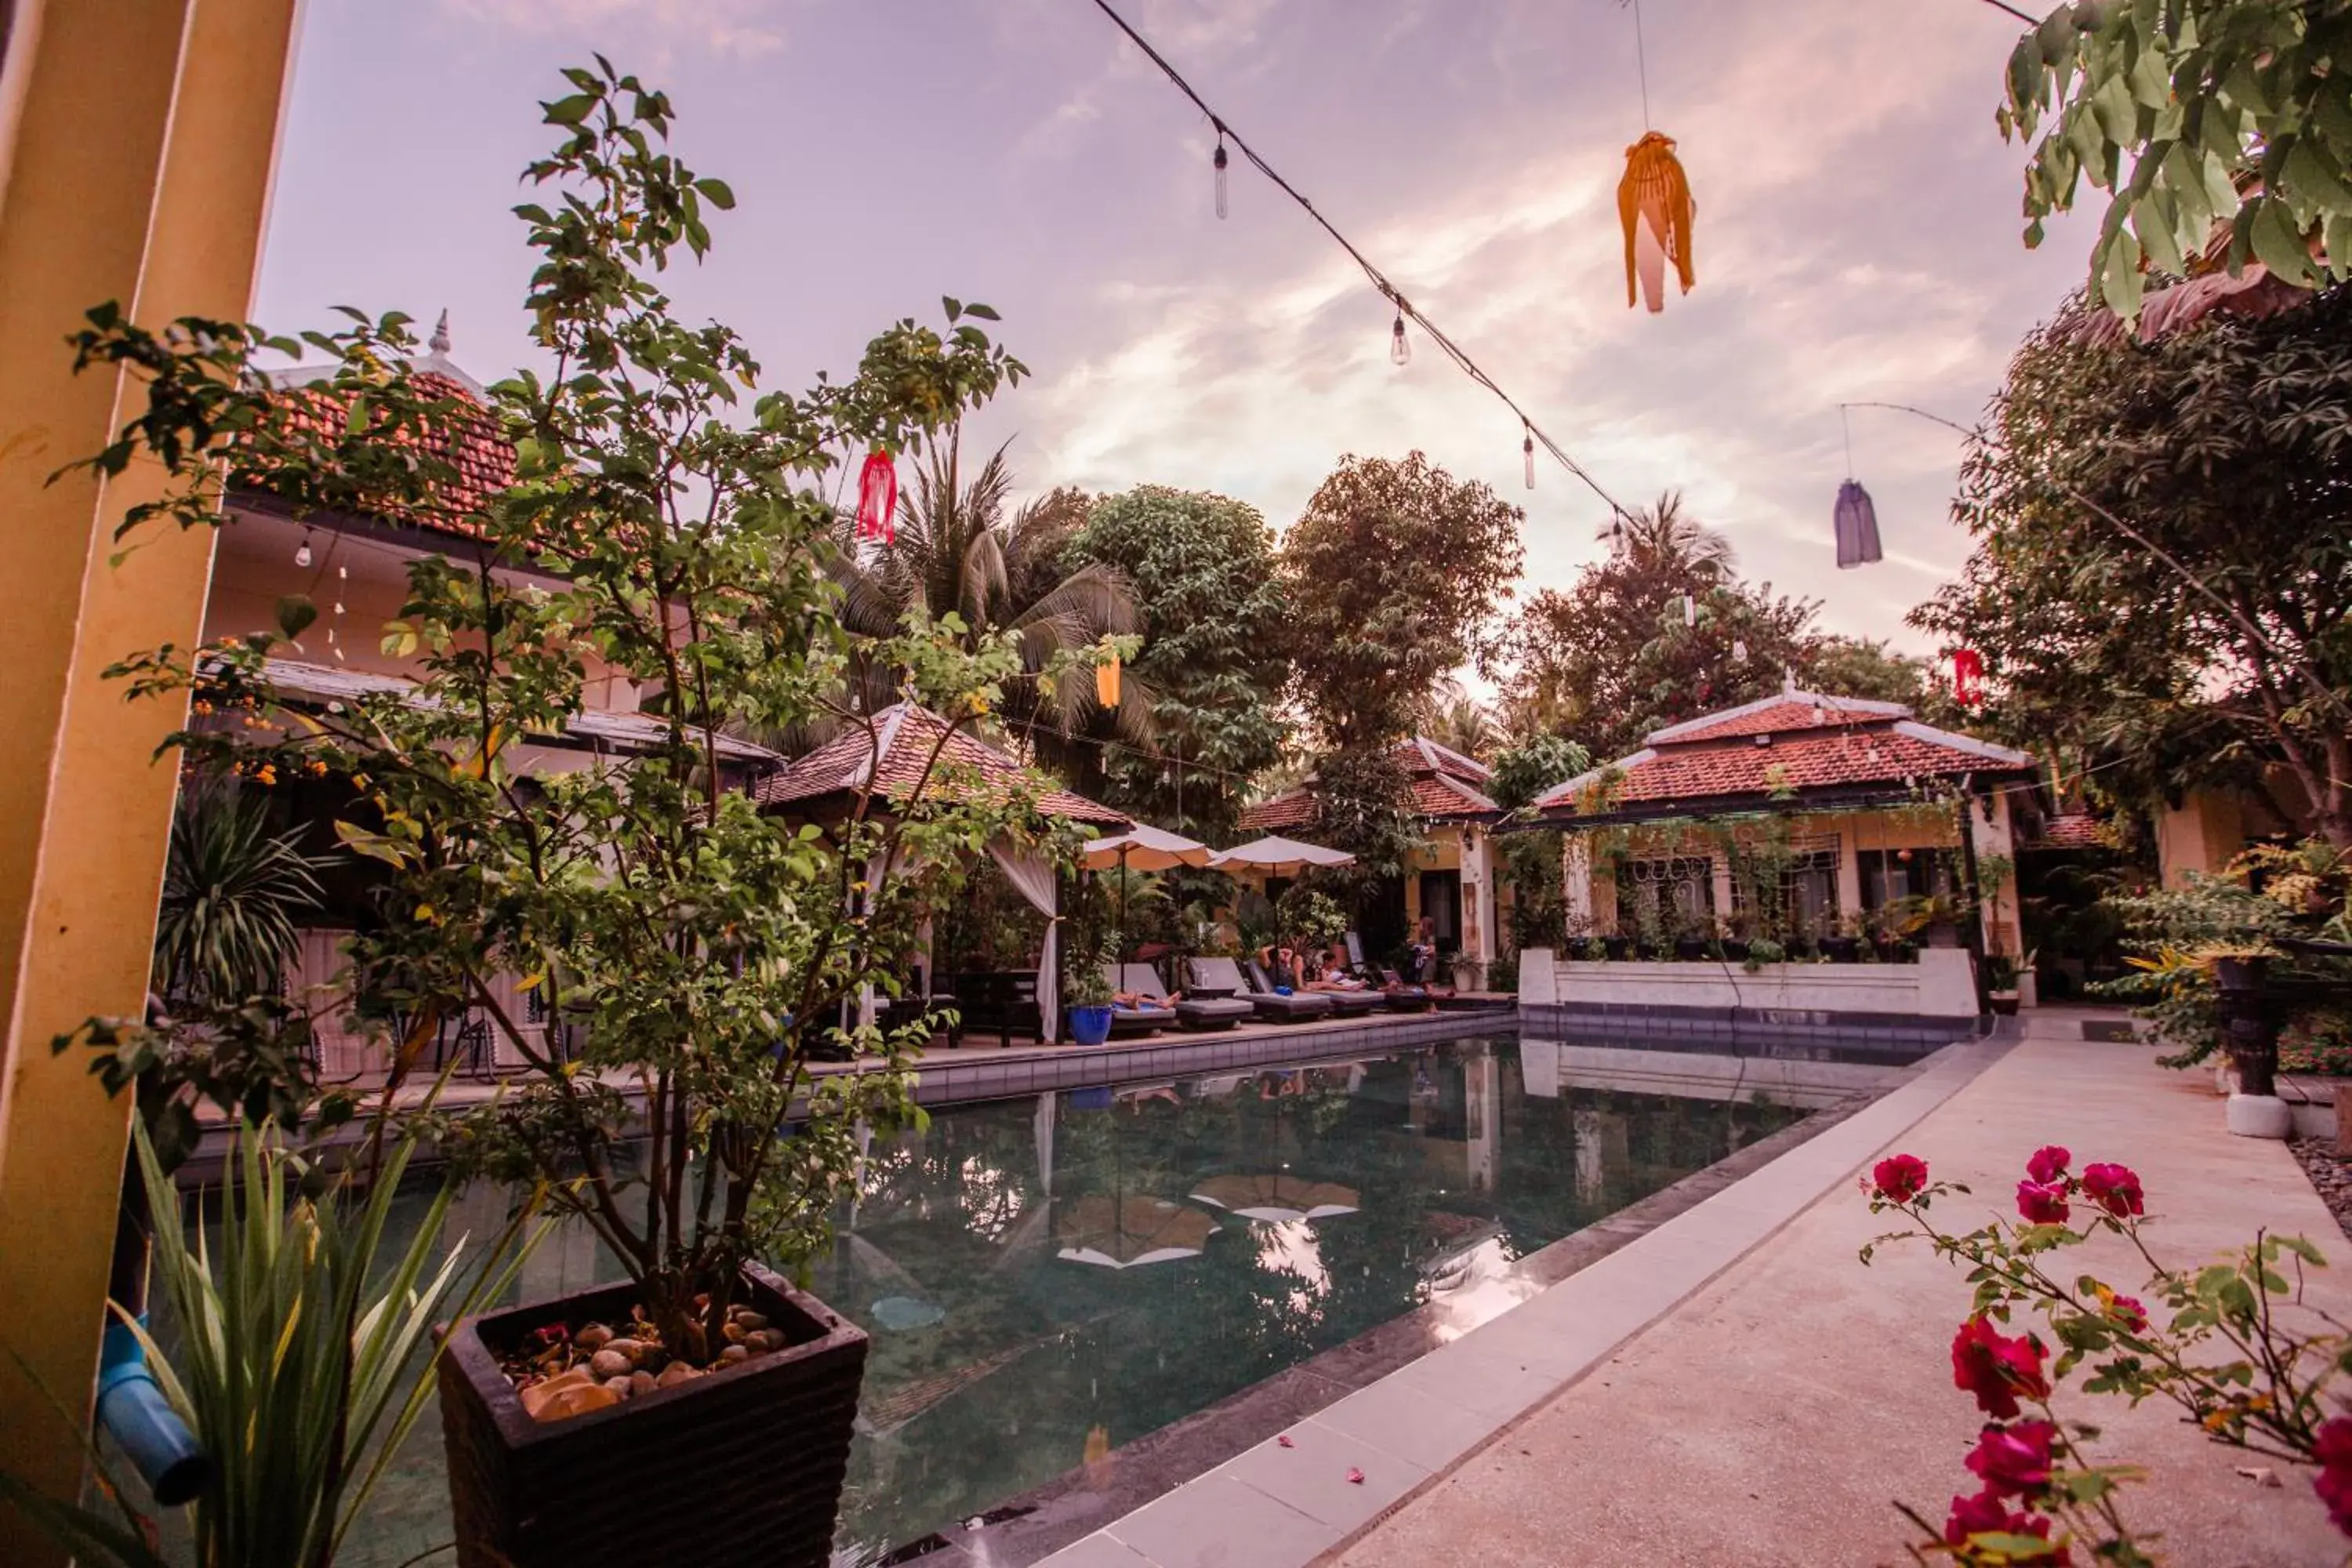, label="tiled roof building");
[754,702,1129,826]
[1534,689,2033,821]
[1238,735,1500,833]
